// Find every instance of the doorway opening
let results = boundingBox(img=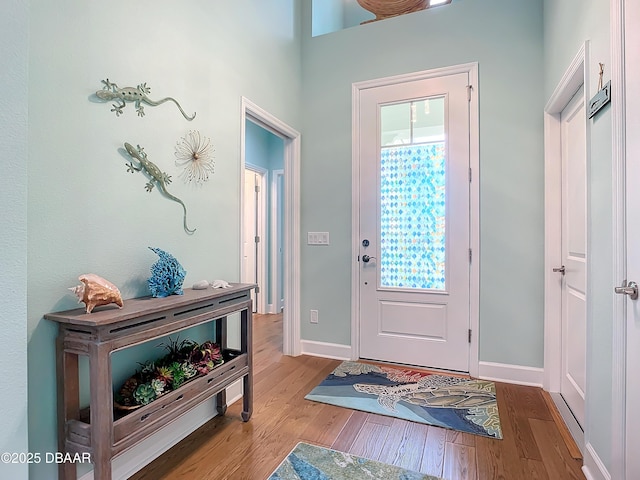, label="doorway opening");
[240,98,301,356]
